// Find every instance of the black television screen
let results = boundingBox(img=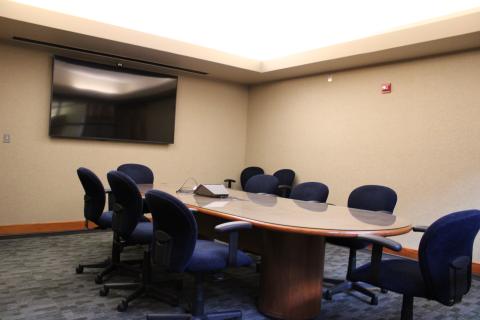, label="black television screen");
[49,57,177,144]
